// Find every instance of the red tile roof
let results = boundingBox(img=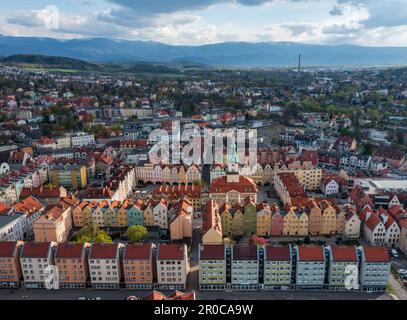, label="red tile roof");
[0,241,19,257]
[209,175,257,193]
[89,243,119,259]
[363,246,390,263]
[297,246,325,261]
[200,244,225,260]
[265,245,291,261]
[21,242,52,258]
[232,245,258,260]
[157,244,185,260]
[123,243,152,260]
[55,243,85,259]
[330,246,357,262]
